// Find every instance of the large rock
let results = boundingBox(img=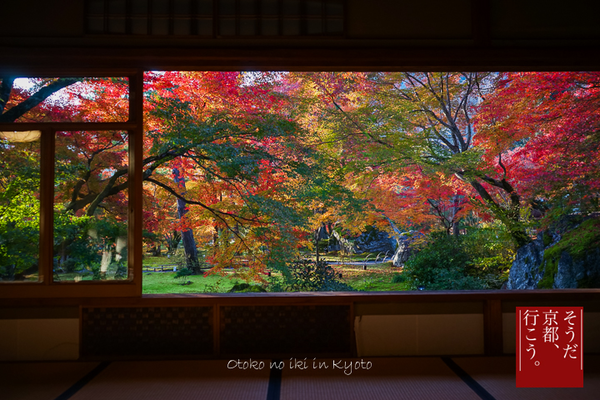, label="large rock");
[330,230,357,254]
[506,234,549,289]
[354,229,395,254]
[330,228,395,255]
[391,233,419,267]
[553,248,600,288]
[507,216,600,289]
